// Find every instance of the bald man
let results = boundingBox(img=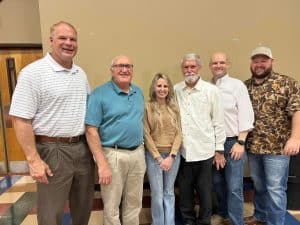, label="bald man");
[85,55,146,225]
[210,52,254,225]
